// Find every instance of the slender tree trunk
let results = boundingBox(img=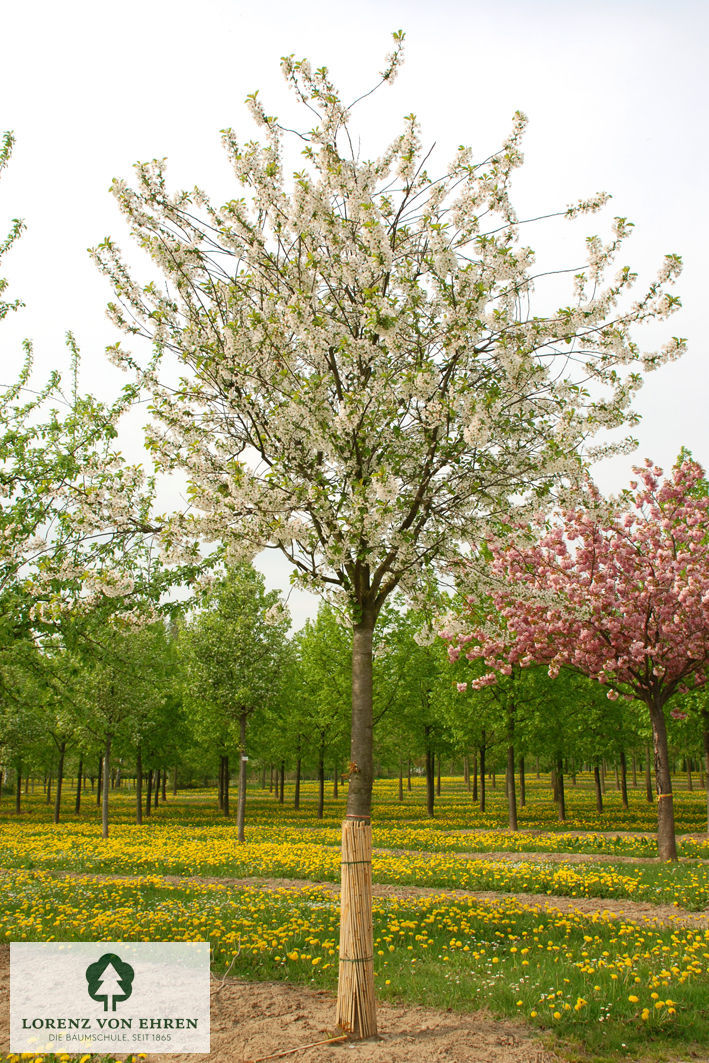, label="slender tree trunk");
[333,764,339,799]
[620,750,629,809]
[407,759,411,792]
[15,763,21,814]
[398,761,403,802]
[424,730,435,818]
[162,769,167,801]
[571,758,577,786]
[223,755,230,817]
[146,769,152,818]
[97,757,103,807]
[519,755,526,808]
[506,742,518,831]
[594,761,603,813]
[632,754,638,788]
[269,763,274,793]
[46,771,52,805]
[436,753,441,797]
[279,761,285,804]
[136,748,143,825]
[556,755,566,822]
[75,756,83,815]
[260,764,266,789]
[153,768,159,808]
[294,755,301,810]
[615,762,620,790]
[173,766,178,796]
[463,754,470,791]
[337,605,376,1039]
[53,741,66,825]
[237,712,247,844]
[472,752,478,802]
[318,743,325,819]
[645,744,653,803]
[102,735,111,840]
[647,696,678,860]
[702,711,709,834]
[687,757,694,792]
[479,739,486,813]
[491,767,496,789]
